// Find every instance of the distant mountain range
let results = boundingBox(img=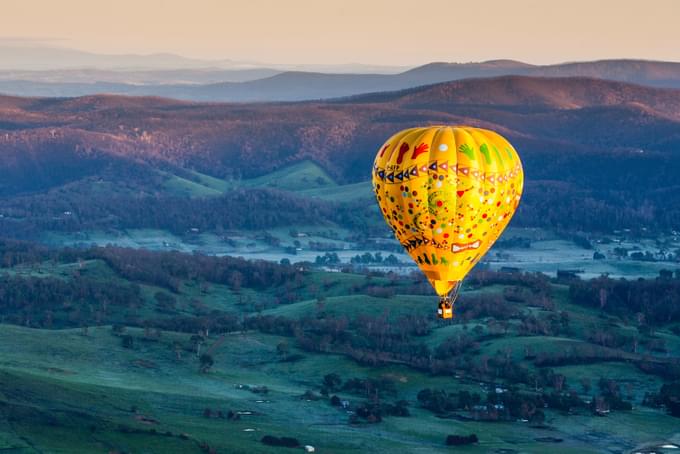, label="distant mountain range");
[3,58,680,101]
[0,44,406,73]
[0,45,225,71]
[0,67,284,85]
